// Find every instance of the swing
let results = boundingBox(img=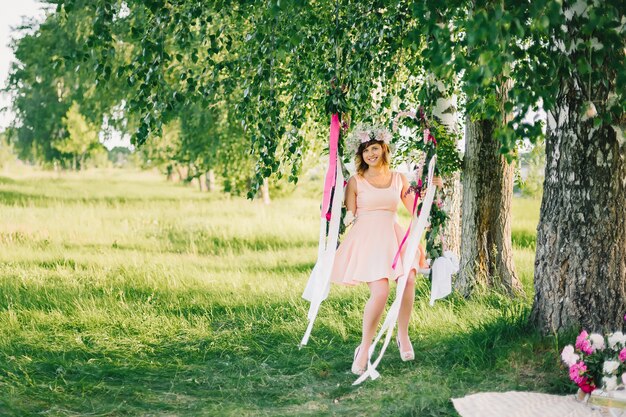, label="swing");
[299,2,458,385]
